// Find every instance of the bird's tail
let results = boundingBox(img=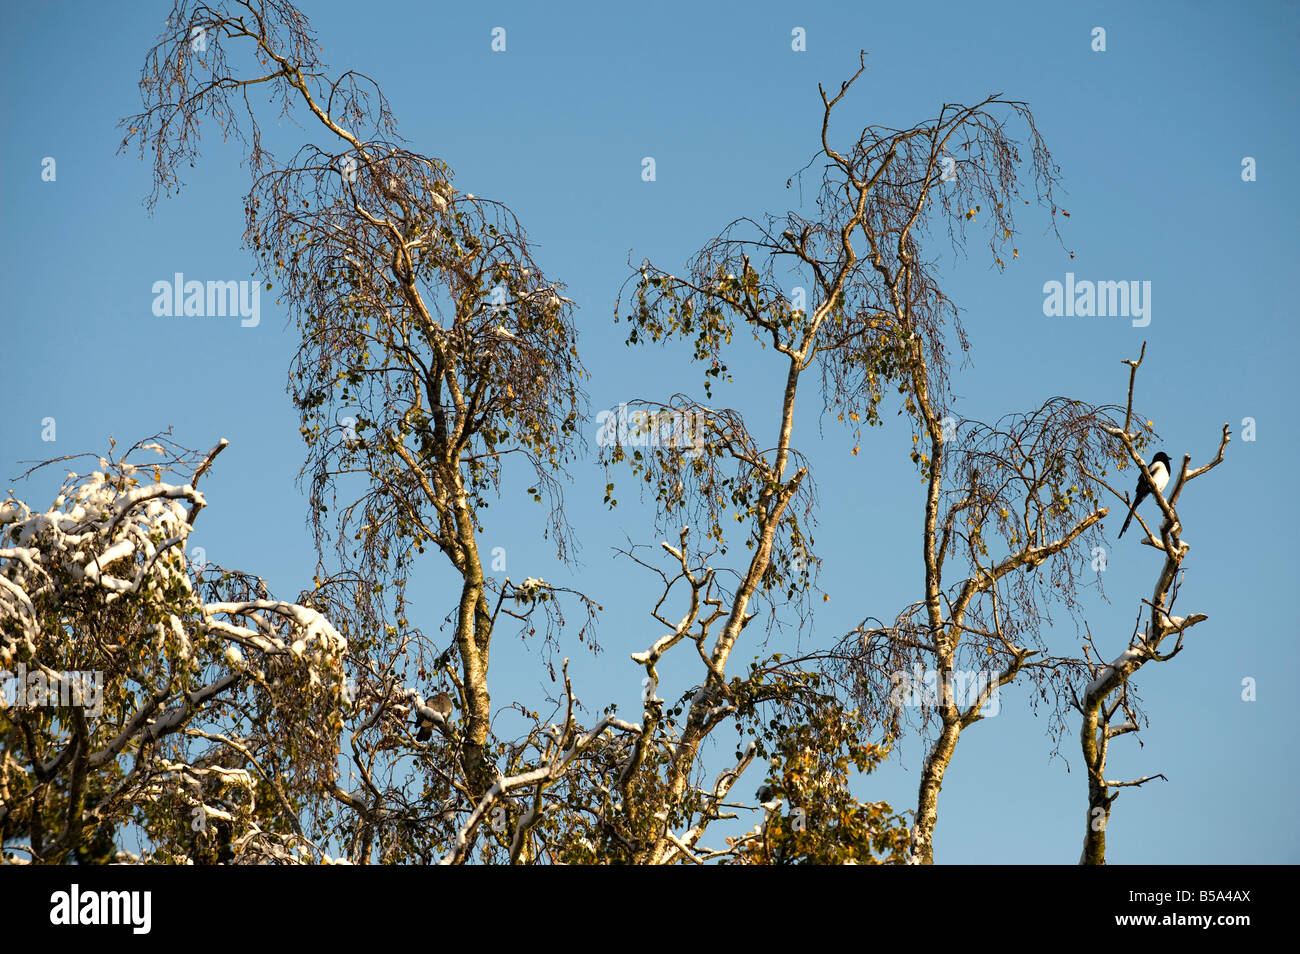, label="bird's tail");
[1118,501,1137,538]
